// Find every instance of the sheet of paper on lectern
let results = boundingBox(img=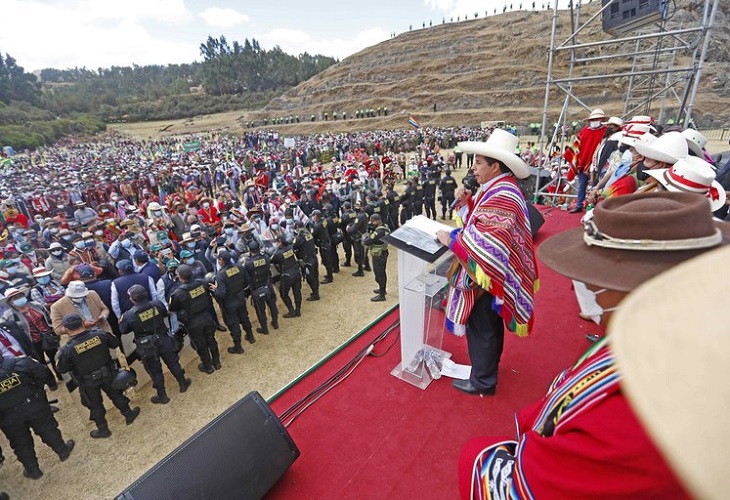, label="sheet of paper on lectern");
[383,215,453,263]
